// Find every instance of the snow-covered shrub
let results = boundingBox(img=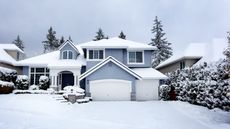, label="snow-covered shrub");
[159,85,170,100]
[0,67,17,83]
[167,59,230,111]
[16,75,29,90]
[0,80,14,94]
[39,76,49,90]
[29,85,39,90]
